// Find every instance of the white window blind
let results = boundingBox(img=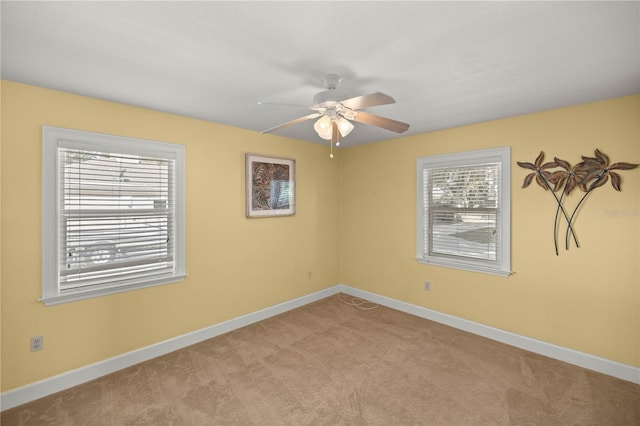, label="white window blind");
[42,126,186,305]
[60,148,175,289]
[416,147,511,276]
